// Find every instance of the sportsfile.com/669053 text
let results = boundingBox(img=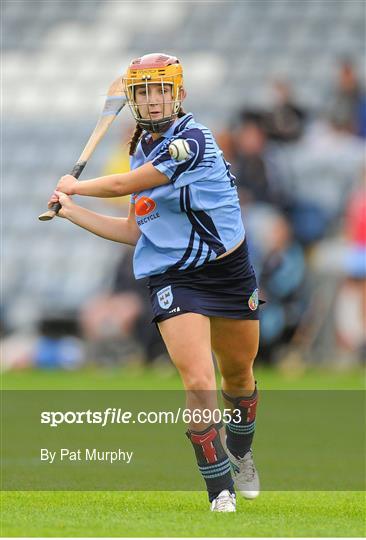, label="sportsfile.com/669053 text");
[40,408,243,427]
